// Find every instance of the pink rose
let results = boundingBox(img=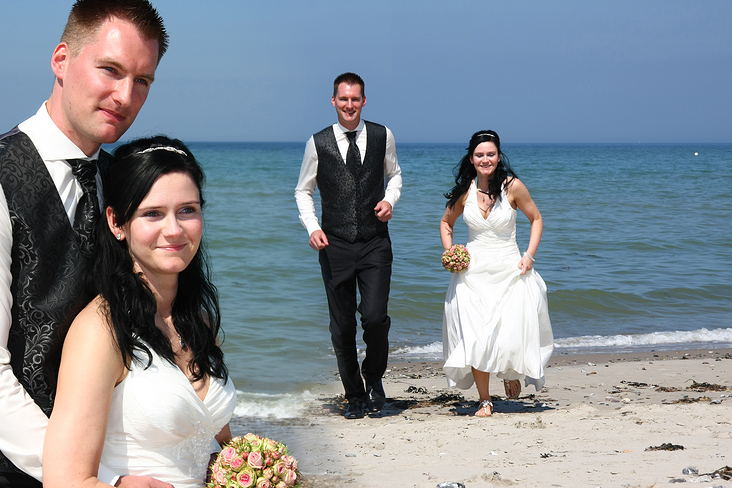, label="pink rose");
[236,468,256,488]
[262,468,274,480]
[256,478,272,488]
[272,460,287,477]
[282,455,298,471]
[247,451,264,469]
[221,446,237,465]
[283,469,298,487]
[230,455,245,472]
[212,464,226,484]
[248,436,263,451]
[275,481,287,488]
